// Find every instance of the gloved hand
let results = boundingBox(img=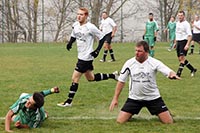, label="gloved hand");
[154,37,157,41]
[66,43,72,51]
[142,35,145,40]
[90,50,100,58]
